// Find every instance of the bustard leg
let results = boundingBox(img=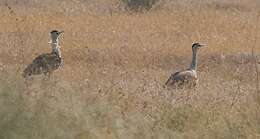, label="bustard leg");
[23,76,34,96]
[43,71,52,80]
